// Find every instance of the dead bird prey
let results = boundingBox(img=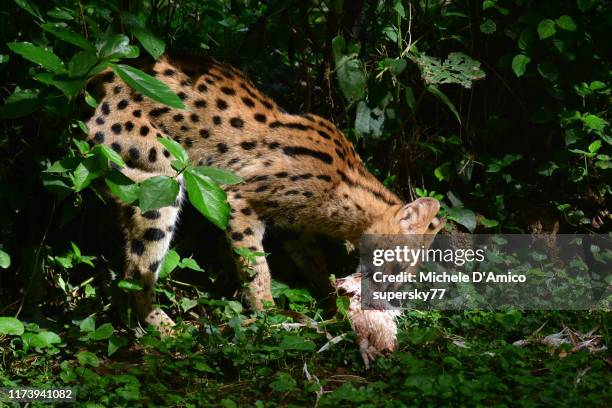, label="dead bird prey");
[335,213,445,368]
